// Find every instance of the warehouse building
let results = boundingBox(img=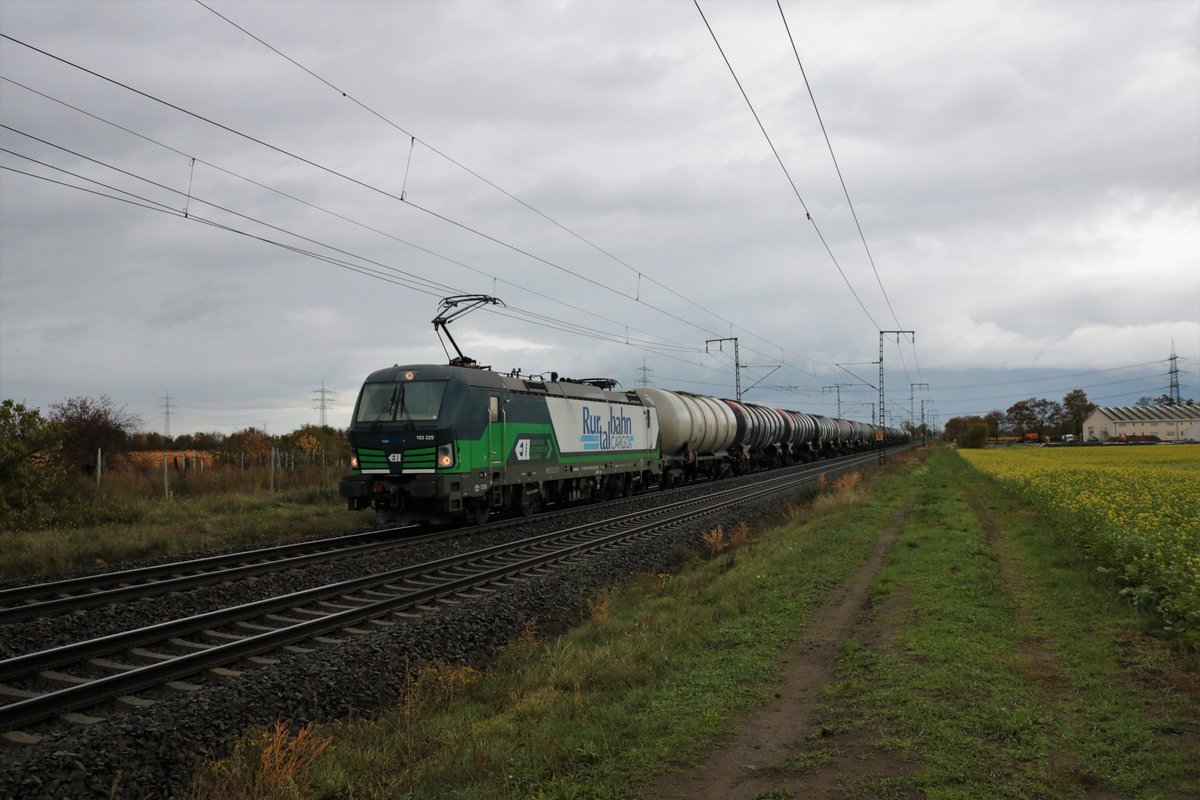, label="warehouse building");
[1082,404,1200,442]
